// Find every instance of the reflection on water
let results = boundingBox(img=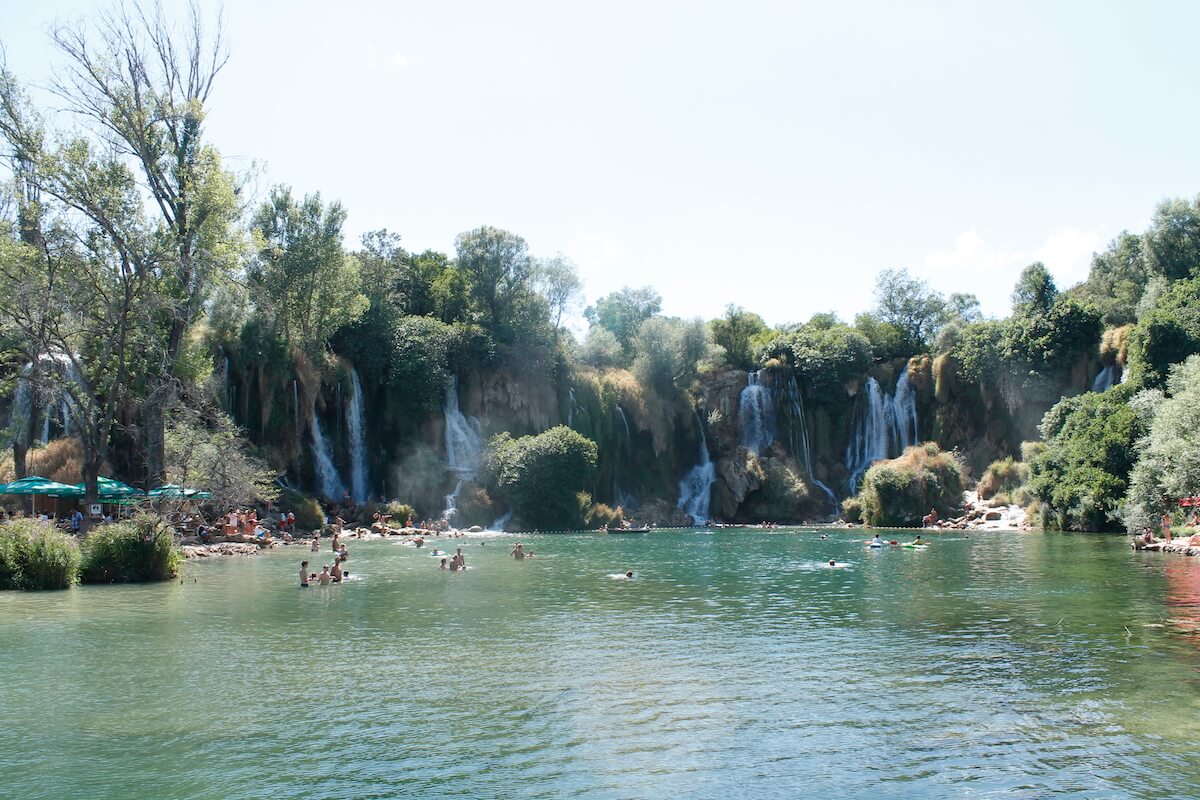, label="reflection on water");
[1,530,1199,799]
